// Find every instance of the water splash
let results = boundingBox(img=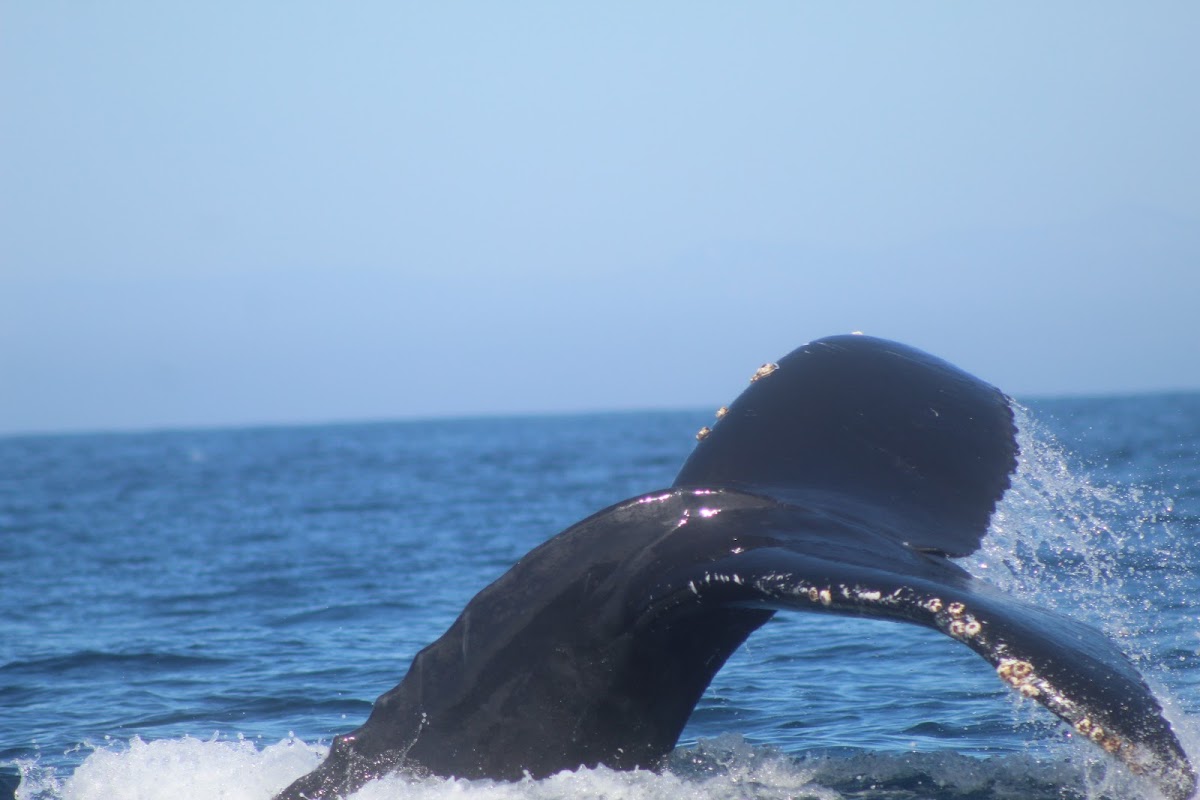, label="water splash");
[963,402,1200,792]
[966,403,1180,650]
[13,734,1154,800]
[15,736,320,800]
